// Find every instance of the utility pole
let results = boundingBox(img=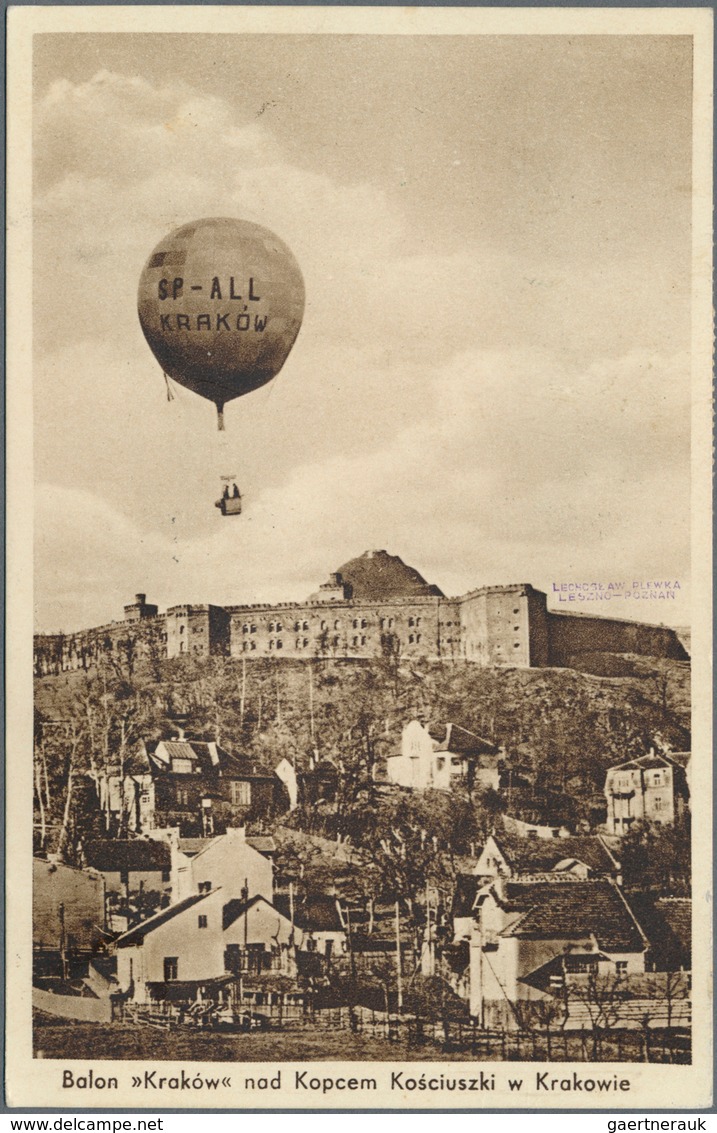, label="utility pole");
[308,663,315,747]
[395,901,403,1013]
